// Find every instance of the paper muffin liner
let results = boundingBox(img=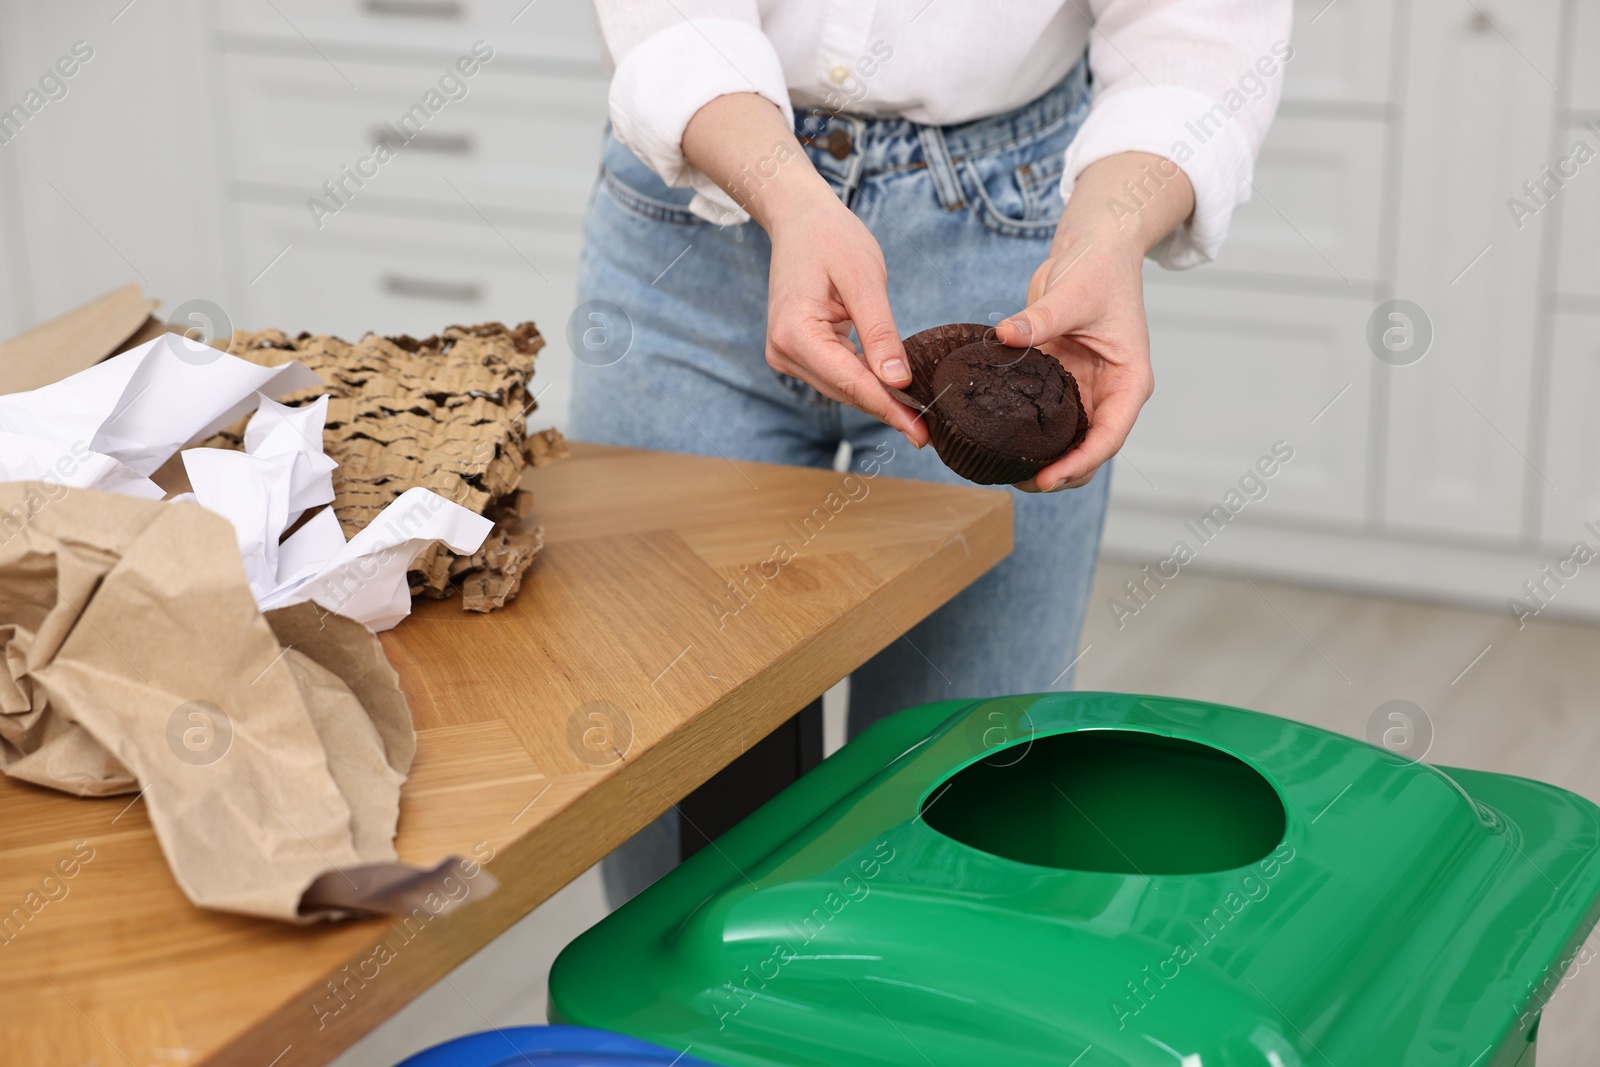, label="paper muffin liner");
[887,323,1086,486]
